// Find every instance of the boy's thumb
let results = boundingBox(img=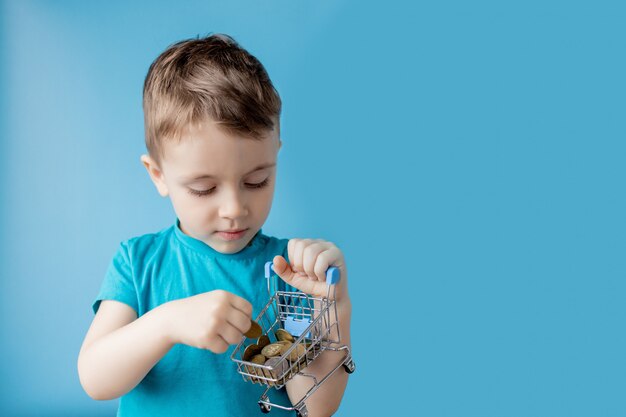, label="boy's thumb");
[272,255,295,283]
